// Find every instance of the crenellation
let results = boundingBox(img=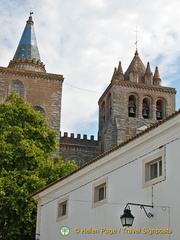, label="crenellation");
[60,132,98,143]
[70,133,74,138]
[90,135,94,140]
[59,132,100,163]
[0,15,177,164]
